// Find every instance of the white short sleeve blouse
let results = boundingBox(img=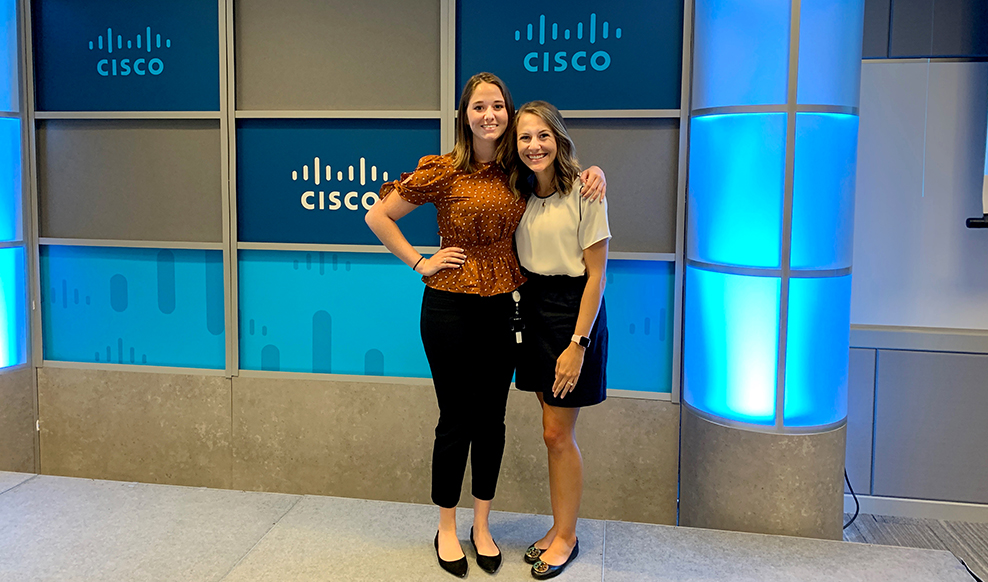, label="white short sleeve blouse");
[515,182,611,277]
